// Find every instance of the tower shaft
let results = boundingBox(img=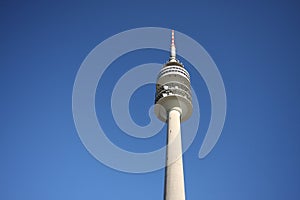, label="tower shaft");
[164,108,185,200]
